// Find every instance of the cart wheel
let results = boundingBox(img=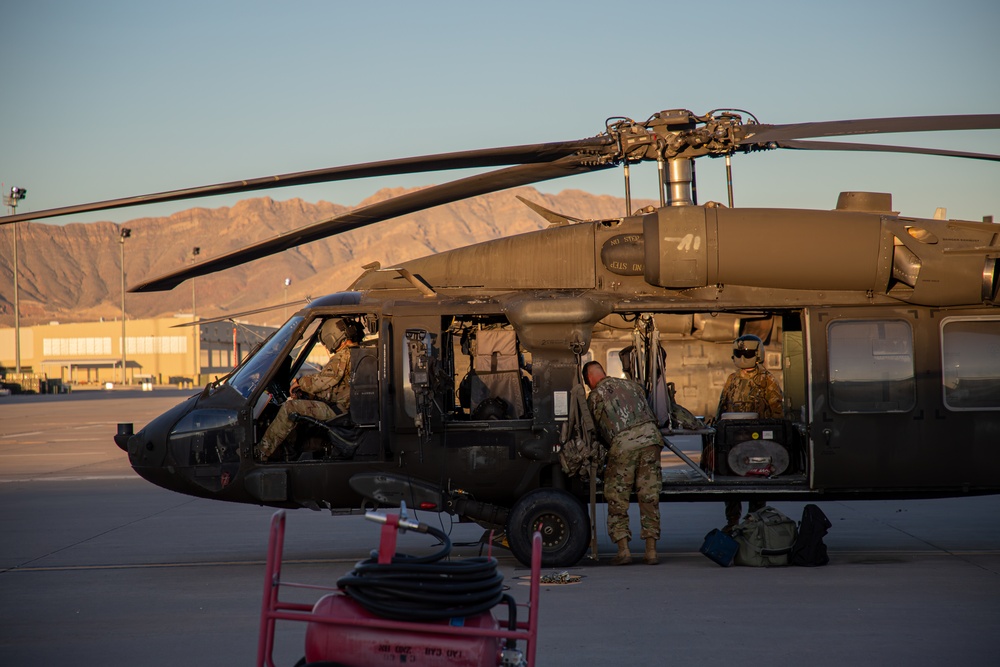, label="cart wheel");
[507,488,590,567]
